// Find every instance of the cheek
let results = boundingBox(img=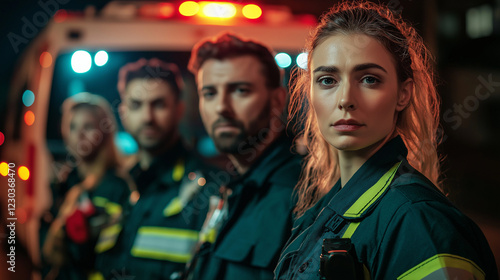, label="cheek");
[311,91,331,126]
